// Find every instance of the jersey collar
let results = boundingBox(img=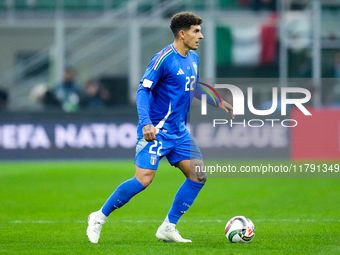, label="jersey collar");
[171,44,189,59]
